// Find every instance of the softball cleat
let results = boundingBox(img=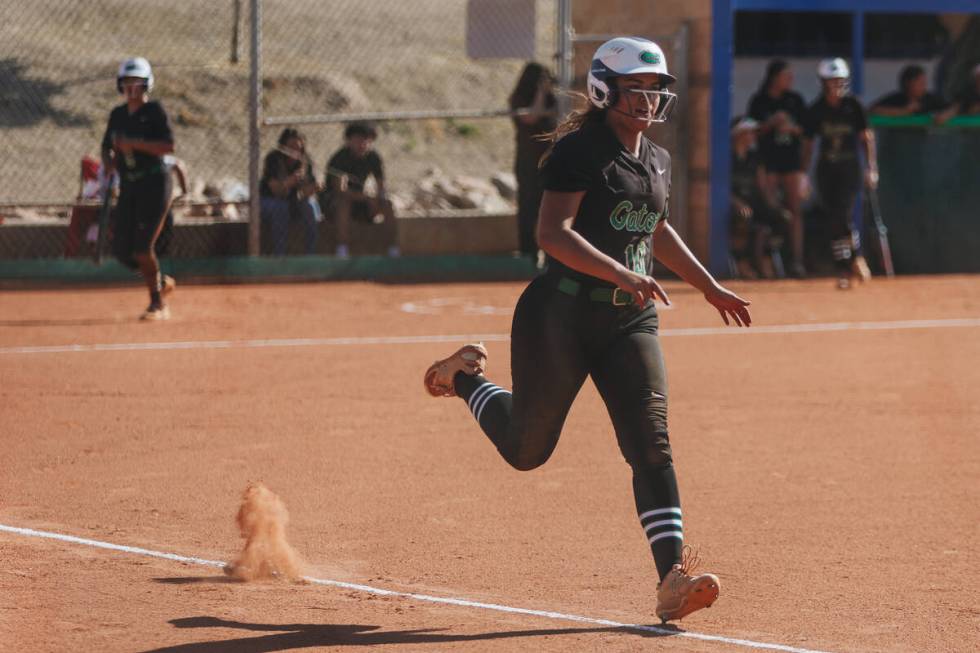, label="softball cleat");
[161,274,176,297]
[851,256,872,284]
[424,343,487,397]
[656,545,720,623]
[140,303,171,321]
